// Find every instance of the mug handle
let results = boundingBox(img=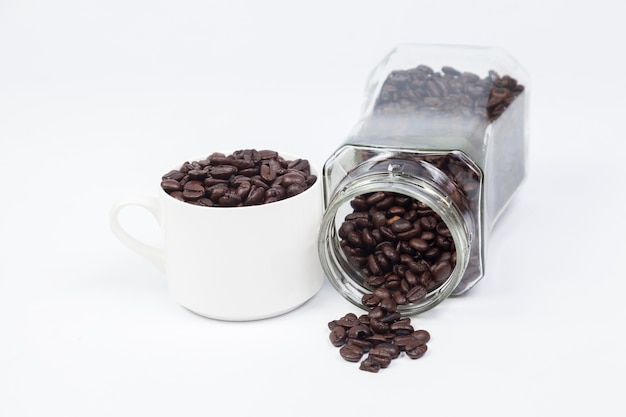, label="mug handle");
[109,196,165,272]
